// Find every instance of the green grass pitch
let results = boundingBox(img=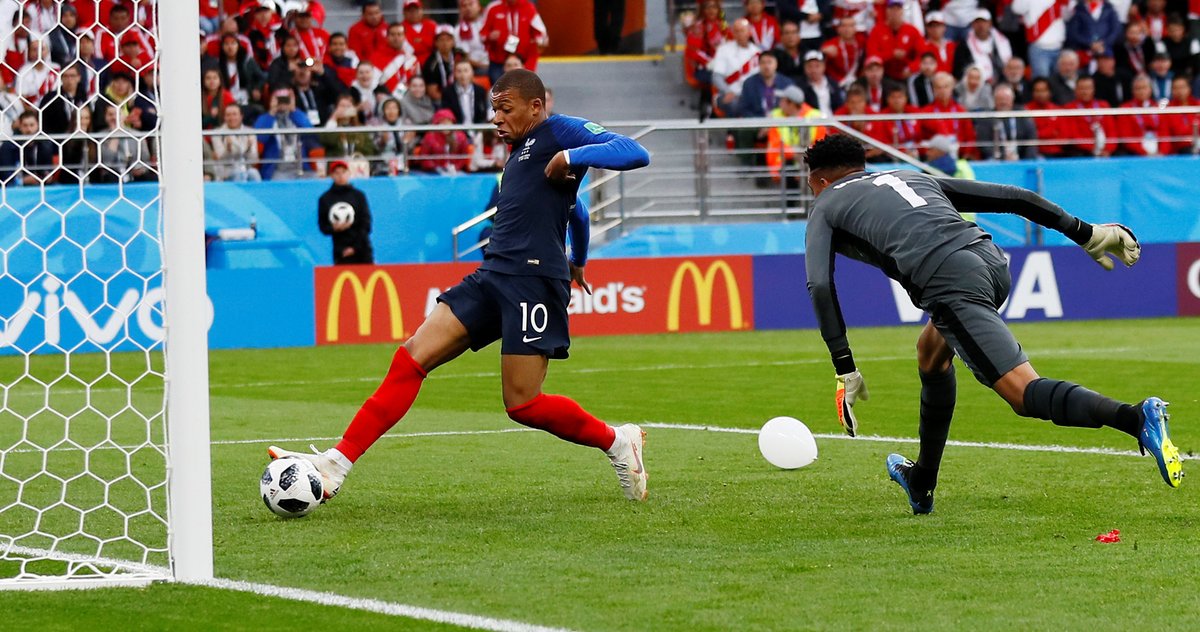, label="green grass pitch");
[4,318,1200,630]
